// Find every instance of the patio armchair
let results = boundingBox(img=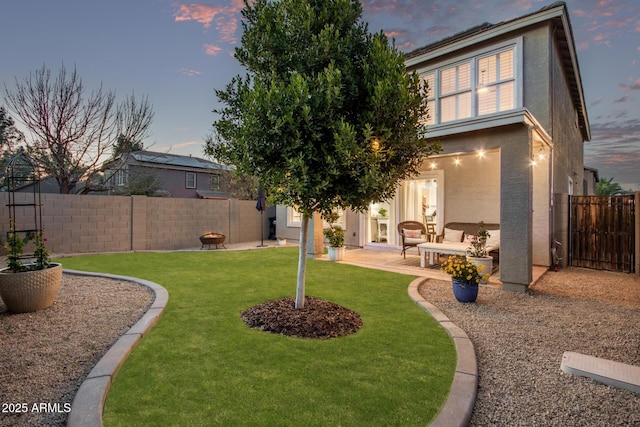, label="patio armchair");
[397,221,428,258]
